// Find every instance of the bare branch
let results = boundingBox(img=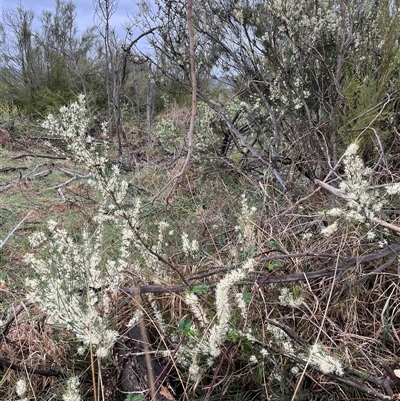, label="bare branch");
[0,211,33,249]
